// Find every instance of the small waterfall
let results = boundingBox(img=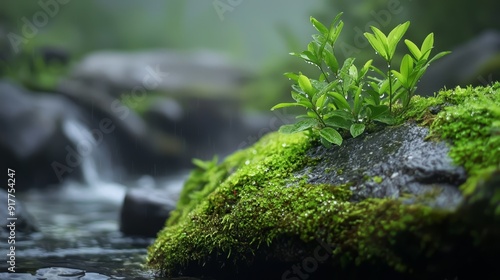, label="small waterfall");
[60,118,126,204]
